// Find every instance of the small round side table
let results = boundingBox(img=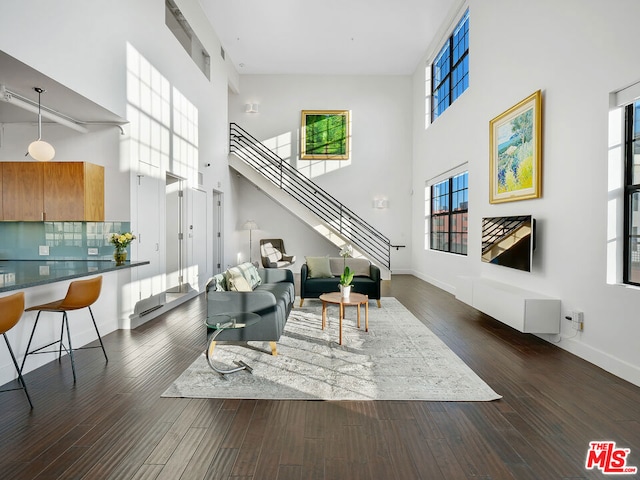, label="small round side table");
[318,292,369,345]
[205,312,261,376]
